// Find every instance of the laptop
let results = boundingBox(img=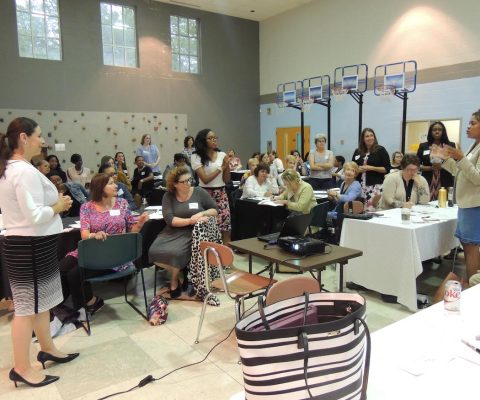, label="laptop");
[257,213,313,245]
